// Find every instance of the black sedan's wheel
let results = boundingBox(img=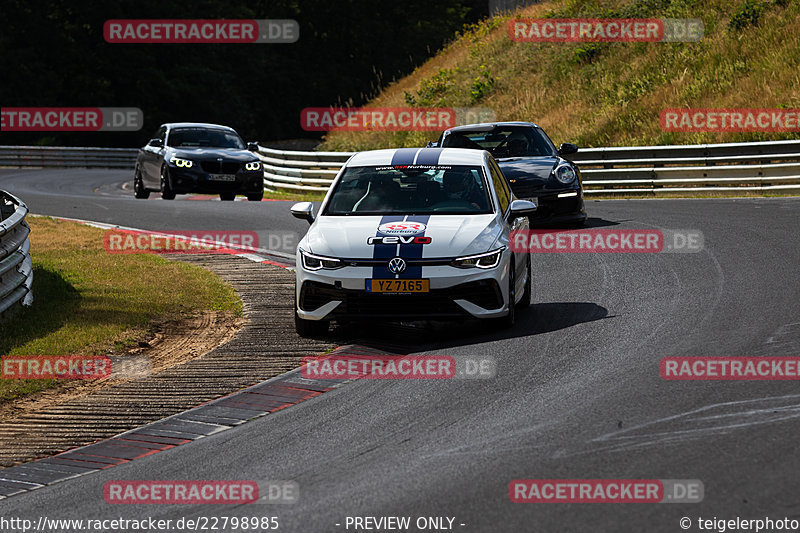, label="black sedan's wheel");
[160,166,176,200]
[133,168,150,199]
[220,192,236,201]
[246,192,263,202]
